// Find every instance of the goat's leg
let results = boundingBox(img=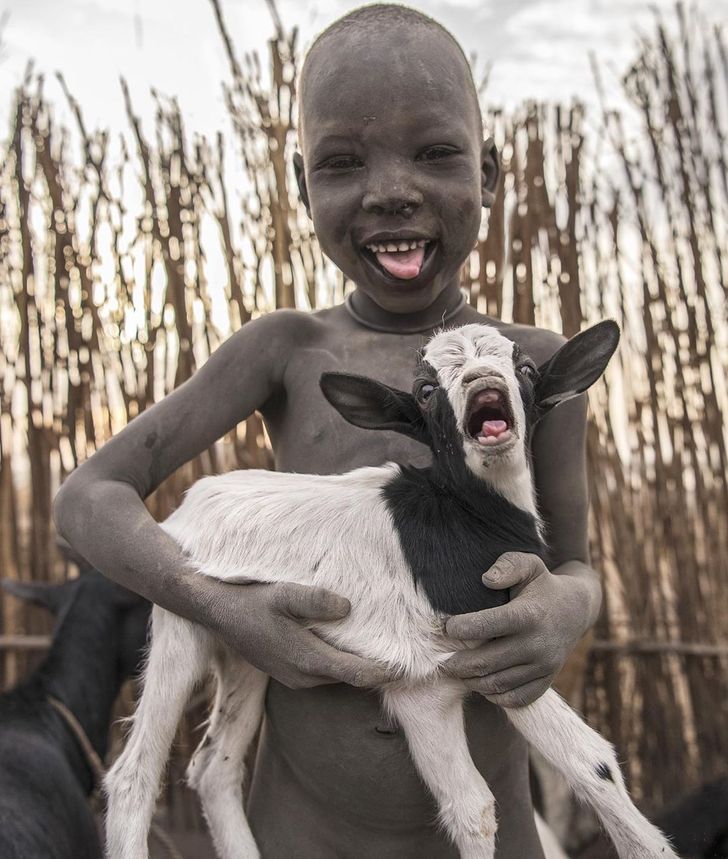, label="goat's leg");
[504,689,679,859]
[383,681,497,859]
[186,654,268,859]
[104,608,212,859]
